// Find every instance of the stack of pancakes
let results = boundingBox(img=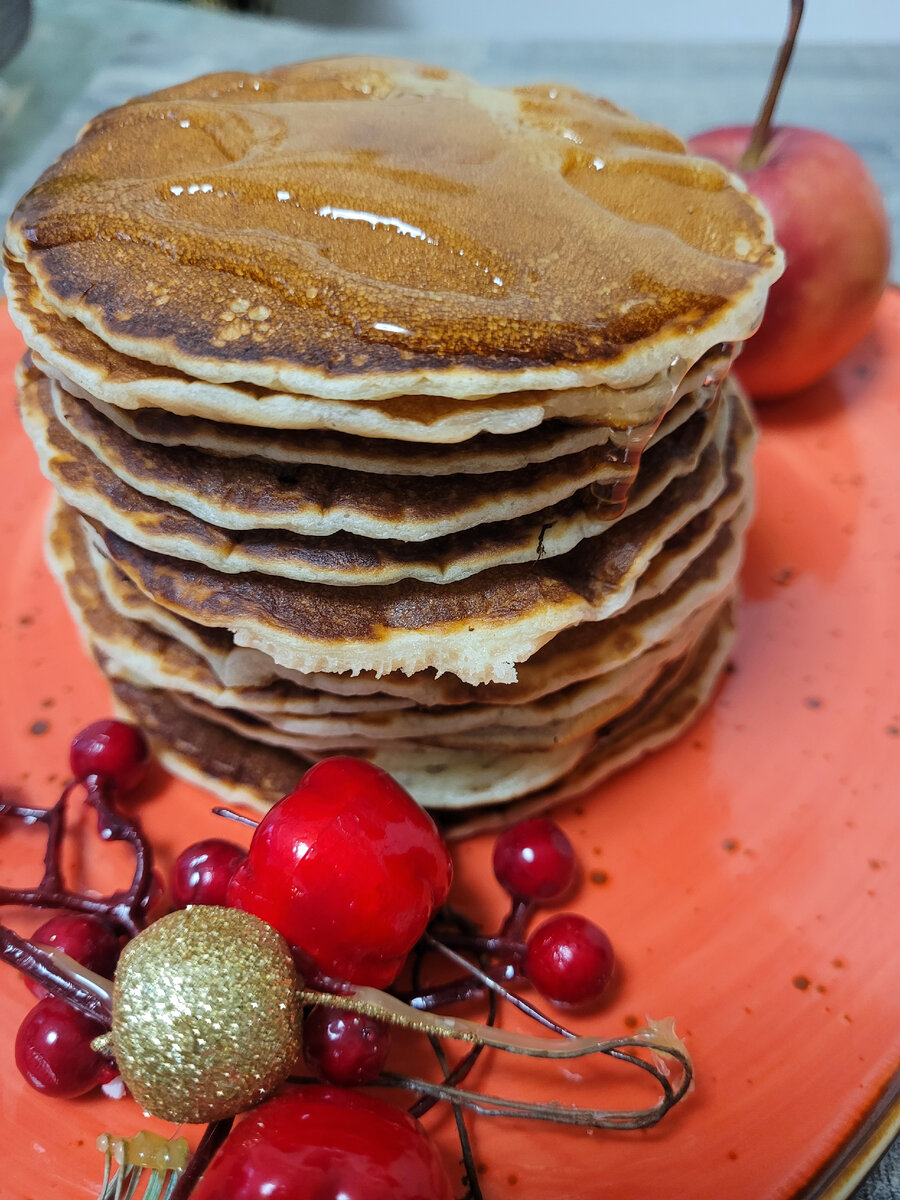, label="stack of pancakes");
[4,58,781,828]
